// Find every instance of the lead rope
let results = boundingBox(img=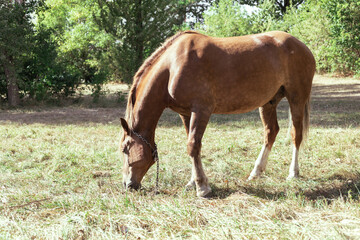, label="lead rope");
[131,130,159,193]
[153,145,159,194]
